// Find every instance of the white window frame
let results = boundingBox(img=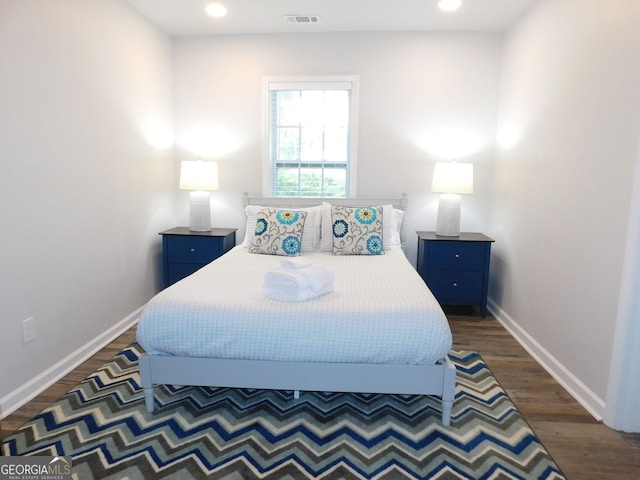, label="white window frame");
[262,75,359,197]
